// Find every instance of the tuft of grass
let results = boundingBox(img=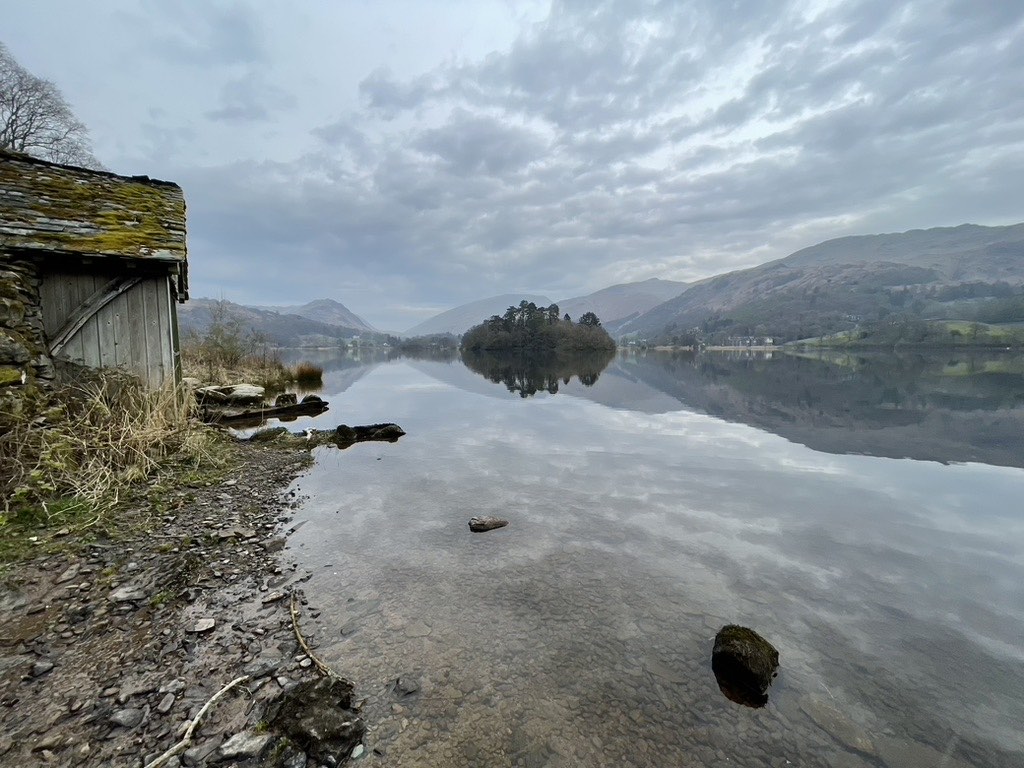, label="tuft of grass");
[0,368,230,562]
[293,361,323,385]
